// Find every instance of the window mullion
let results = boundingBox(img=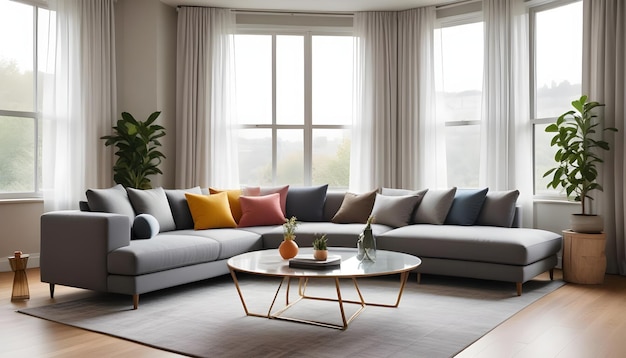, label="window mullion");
[303,32,312,186]
[271,34,277,185]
